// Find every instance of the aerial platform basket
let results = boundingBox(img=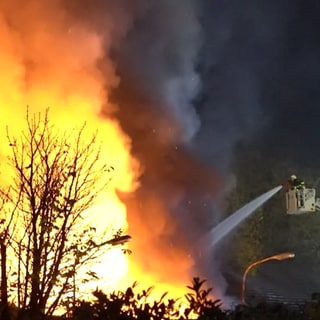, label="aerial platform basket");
[286,188,320,214]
